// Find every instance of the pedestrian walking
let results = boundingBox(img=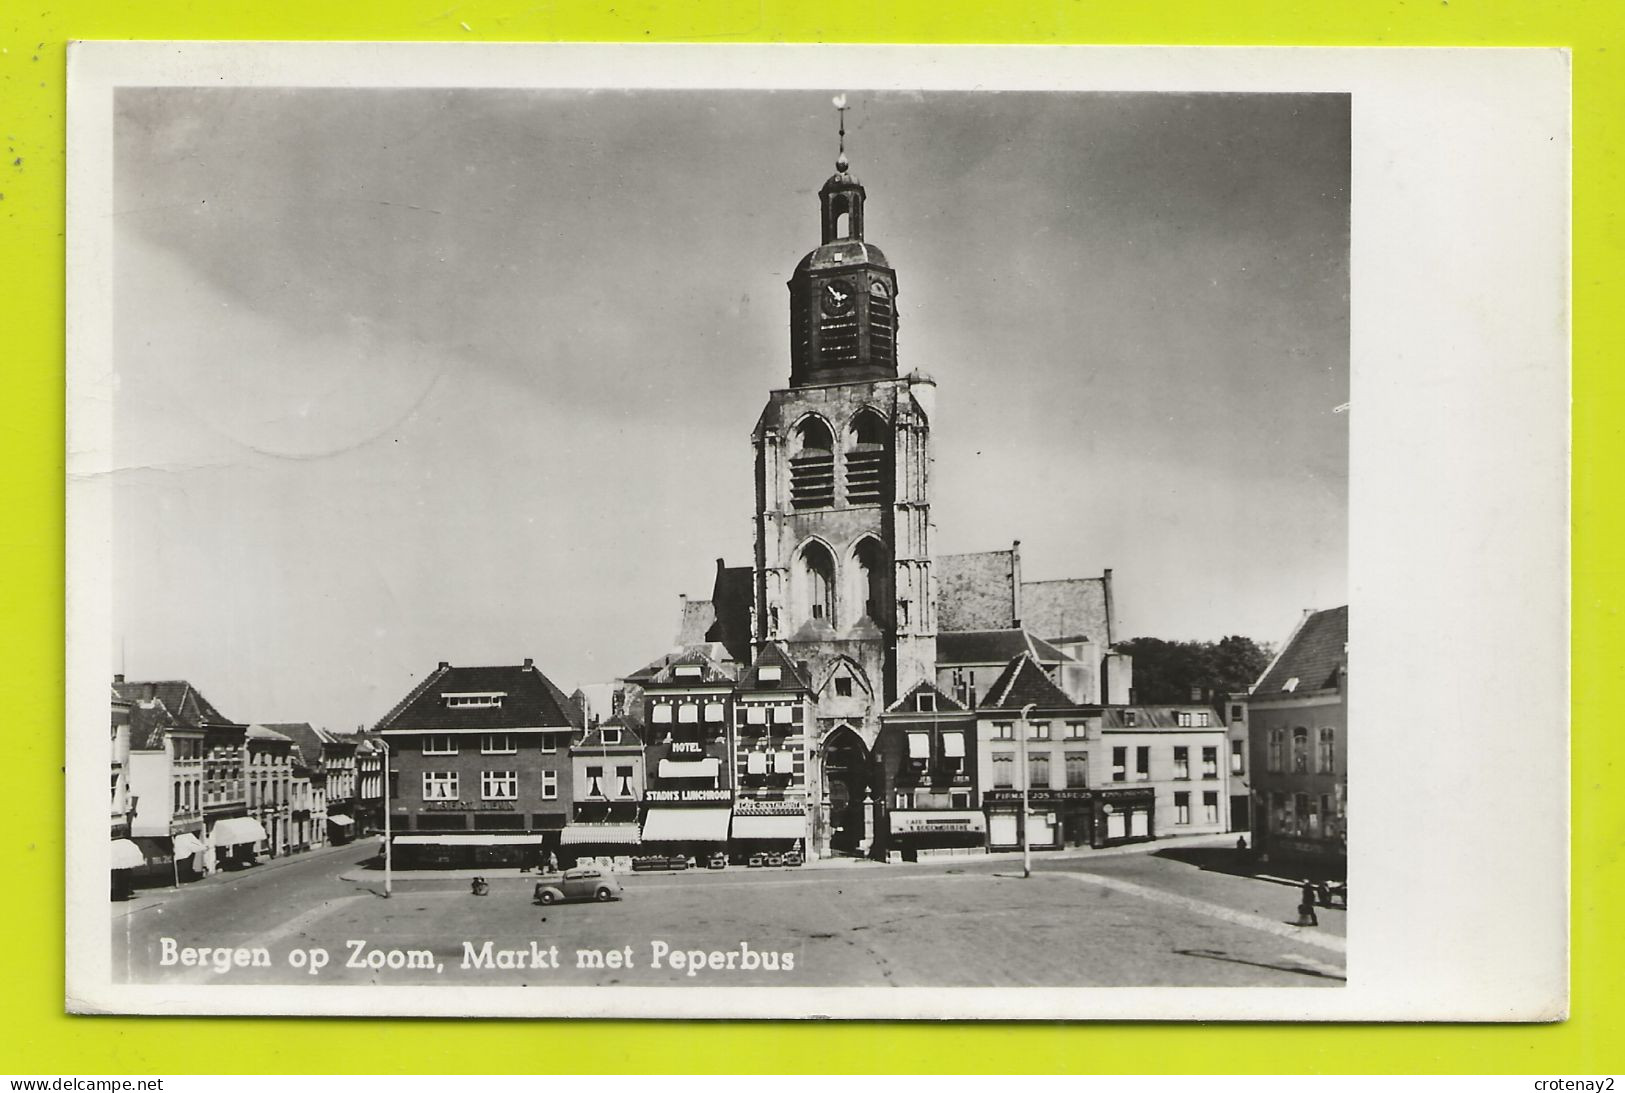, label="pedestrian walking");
[1235,835,1248,853]
[544,851,558,875]
[1297,881,1319,927]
